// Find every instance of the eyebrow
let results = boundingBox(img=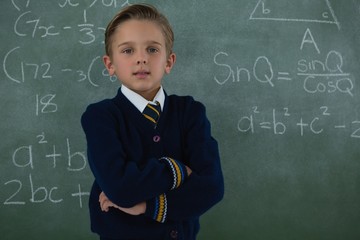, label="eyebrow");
[117,41,163,48]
